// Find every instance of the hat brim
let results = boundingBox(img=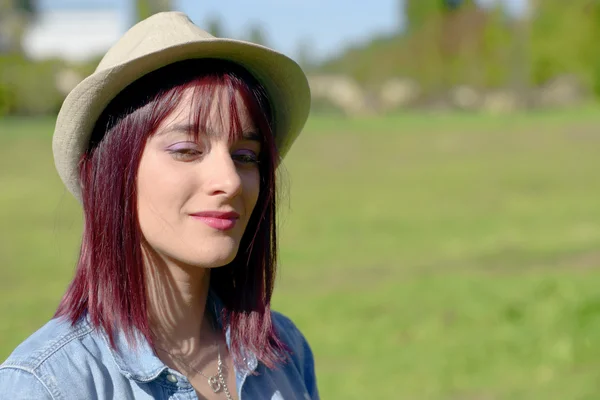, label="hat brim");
[52,38,311,202]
